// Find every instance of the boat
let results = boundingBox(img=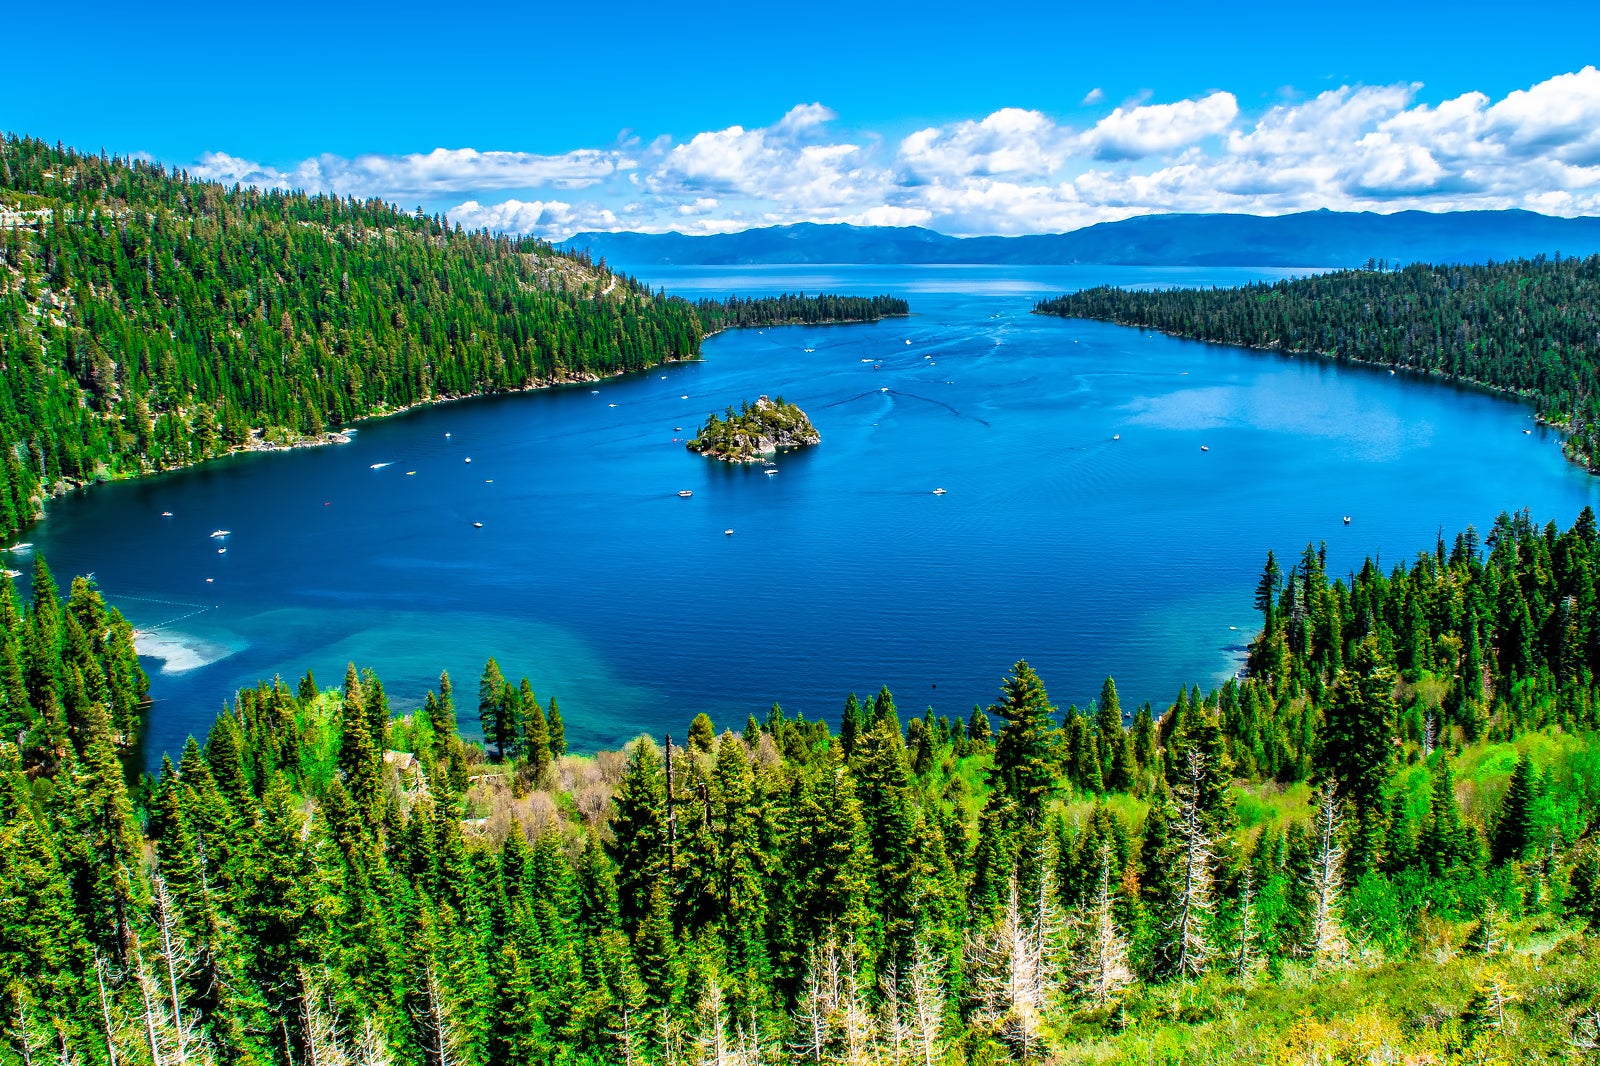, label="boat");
[473,522,483,528]
[1113,434,1120,441]
[609,403,618,408]
[406,470,416,475]
[6,542,32,551]
[464,457,472,464]
[1523,428,1532,434]
[724,528,734,535]
[674,427,682,432]
[205,578,213,583]
[880,387,889,393]
[1343,516,1352,525]
[932,487,947,495]
[861,358,874,363]
[217,548,227,554]
[804,348,814,353]
[1200,445,1210,452]
[209,530,229,538]
[3,569,20,579]
[905,339,912,345]
[765,469,778,476]
[681,394,689,400]
[678,490,693,498]
[370,462,392,469]
[161,511,173,517]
